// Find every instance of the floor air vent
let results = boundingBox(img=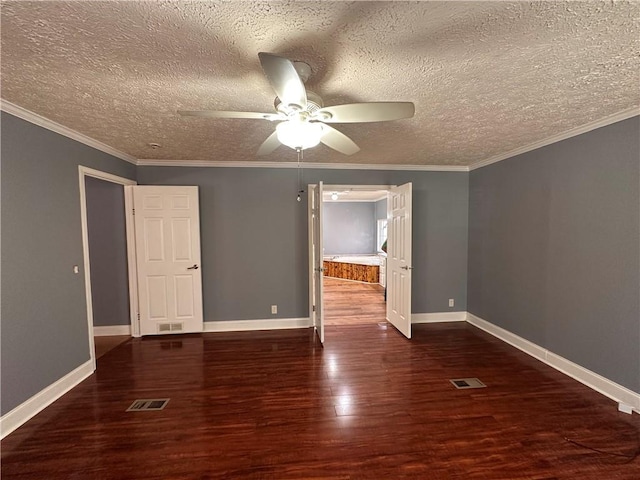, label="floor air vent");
[126,399,170,412]
[449,378,486,389]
